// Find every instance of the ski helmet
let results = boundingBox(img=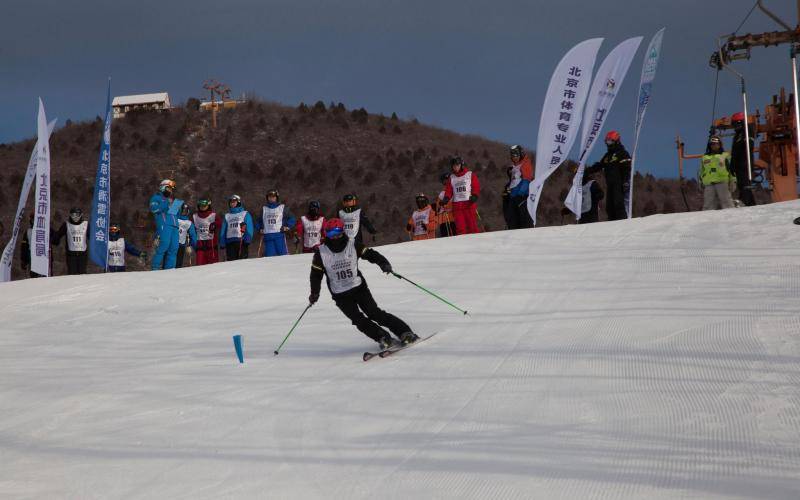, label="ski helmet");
[707,135,724,153]
[69,207,82,223]
[228,194,242,207]
[343,193,358,203]
[510,145,524,159]
[197,198,211,211]
[415,193,429,209]
[324,218,345,239]
[266,189,280,201]
[605,130,621,144]
[109,222,121,234]
[450,155,464,168]
[731,112,745,122]
[180,203,190,217]
[159,179,176,194]
[308,200,321,215]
